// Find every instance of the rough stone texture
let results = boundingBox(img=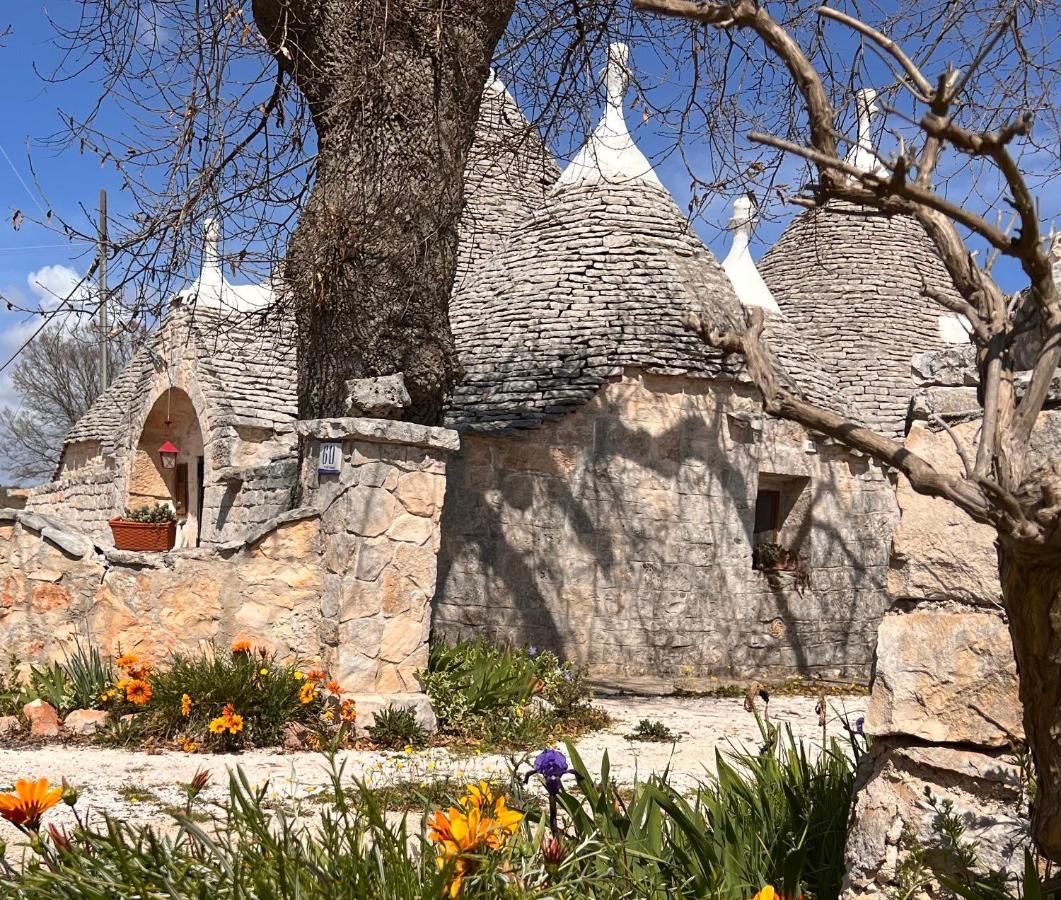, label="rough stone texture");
[889,422,1001,606]
[344,374,412,419]
[4,422,453,704]
[760,203,962,438]
[868,605,1022,746]
[436,369,897,683]
[353,693,438,735]
[300,422,452,697]
[0,715,20,739]
[447,178,853,434]
[0,515,324,669]
[23,699,60,738]
[843,739,1030,898]
[64,709,110,736]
